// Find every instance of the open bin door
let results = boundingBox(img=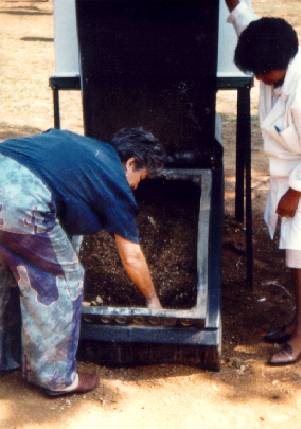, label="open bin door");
[75,0,223,370]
